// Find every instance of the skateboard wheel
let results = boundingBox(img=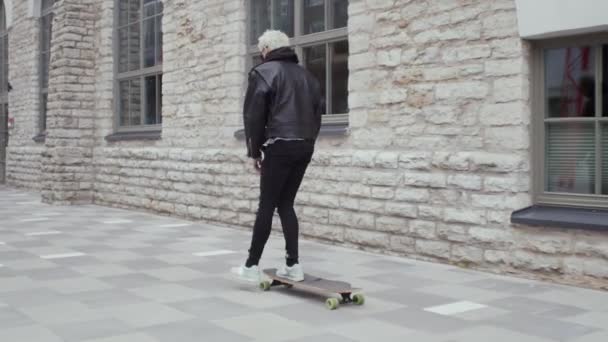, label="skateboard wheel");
[260,280,271,291]
[326,298,339,310]
[352,293,365,305]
